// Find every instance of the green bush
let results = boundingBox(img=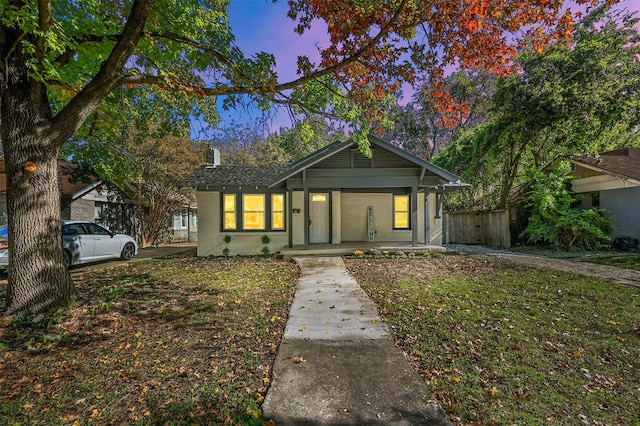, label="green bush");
[524,163,613,251]
[261,235,270,255]
[223,234,232,256]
